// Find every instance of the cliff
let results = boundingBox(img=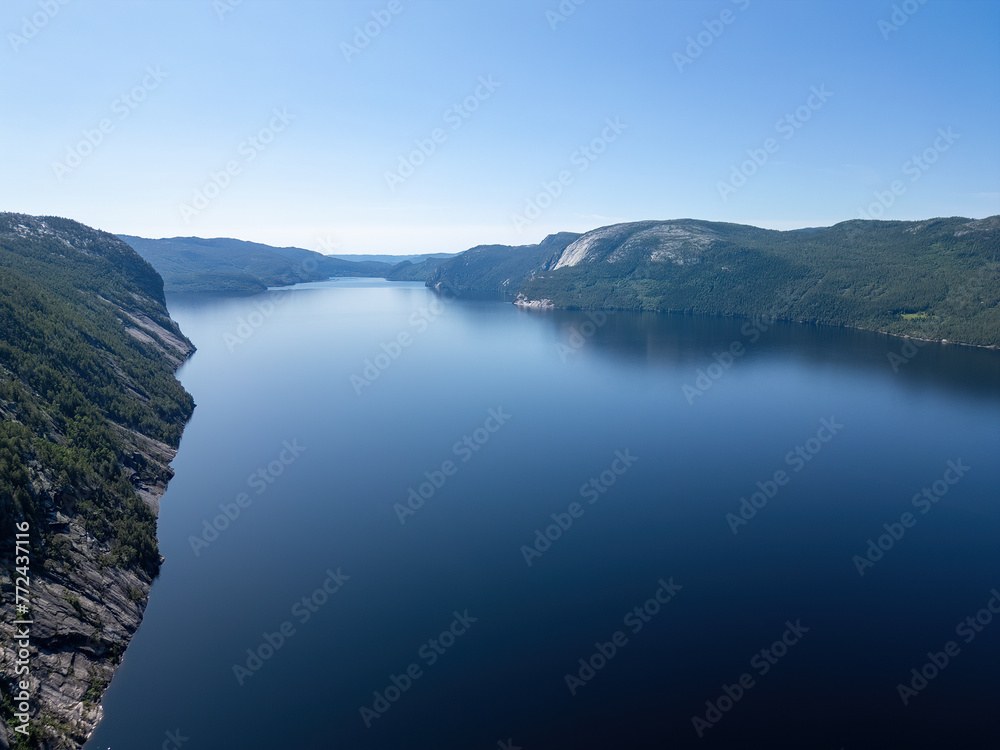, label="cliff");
[0,214,195,749]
